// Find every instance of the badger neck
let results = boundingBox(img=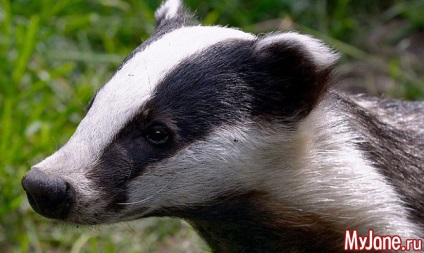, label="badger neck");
[189,202,344,253]
[189,93,422,252]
